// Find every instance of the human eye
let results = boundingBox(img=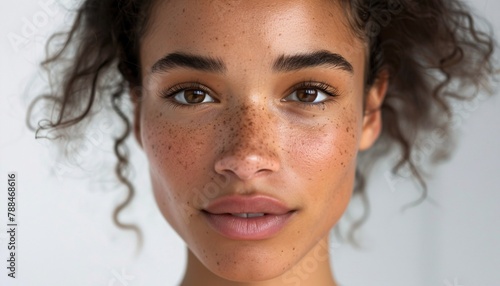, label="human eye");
[158,82,216,108]
[282,81,340,109]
